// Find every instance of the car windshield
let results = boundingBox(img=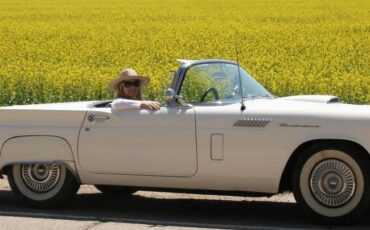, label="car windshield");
[180,62,272,103]
[238,67,272,99]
